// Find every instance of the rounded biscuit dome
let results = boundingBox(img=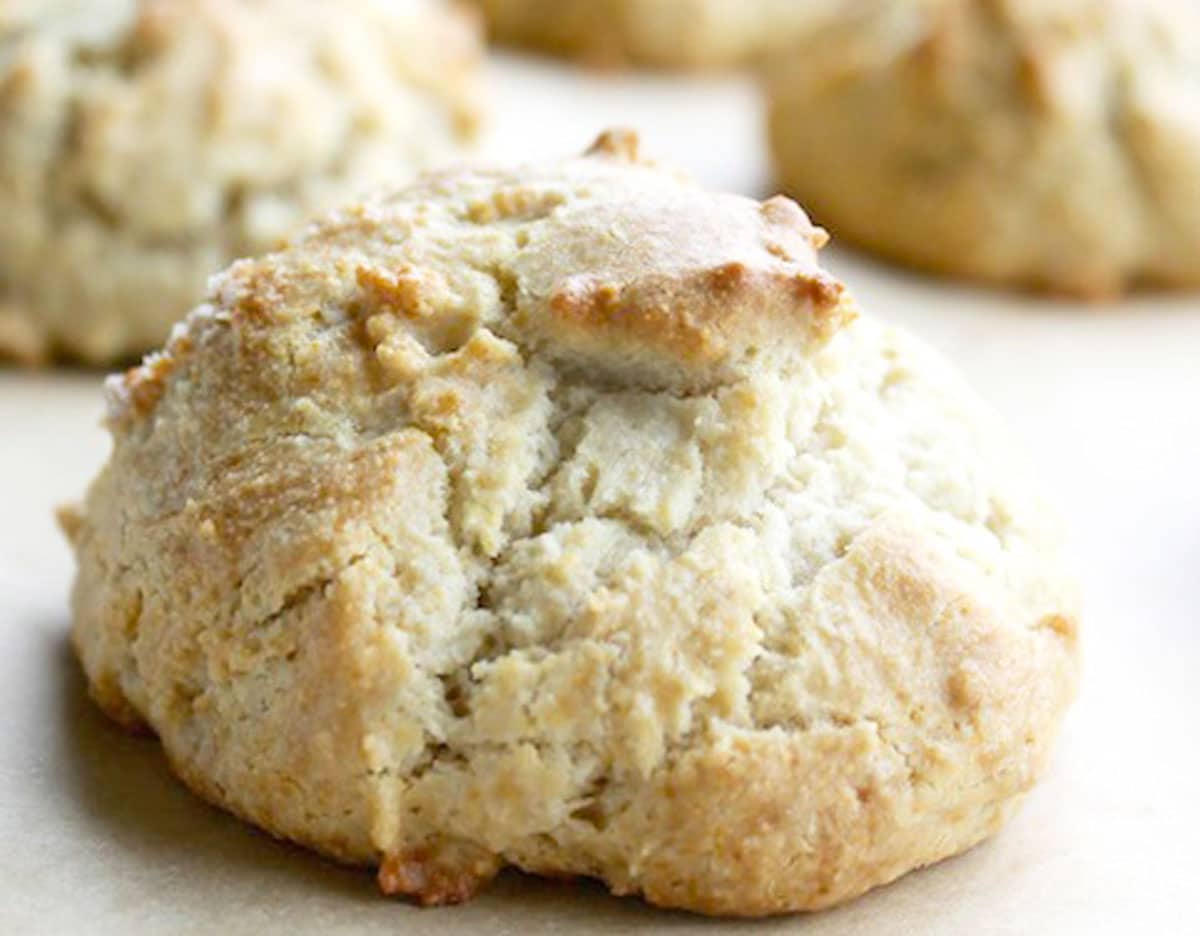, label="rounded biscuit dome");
[767,0,1200,297]
[0,0,481,364]
[65,132,1080,917]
